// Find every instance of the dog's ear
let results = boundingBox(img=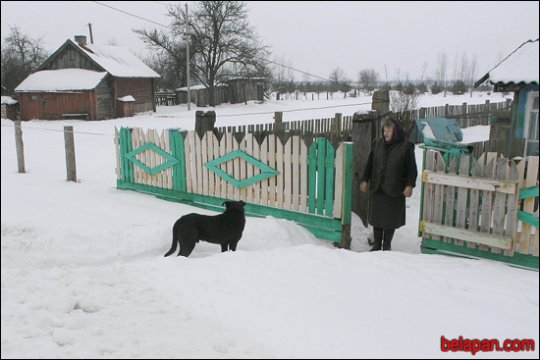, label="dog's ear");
[222,201,230,209]
[239,200,246,207]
